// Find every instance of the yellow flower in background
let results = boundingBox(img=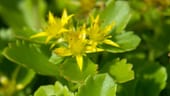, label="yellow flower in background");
[31,9,73,43]
[87,15,119,49]
[80,0,96,14]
